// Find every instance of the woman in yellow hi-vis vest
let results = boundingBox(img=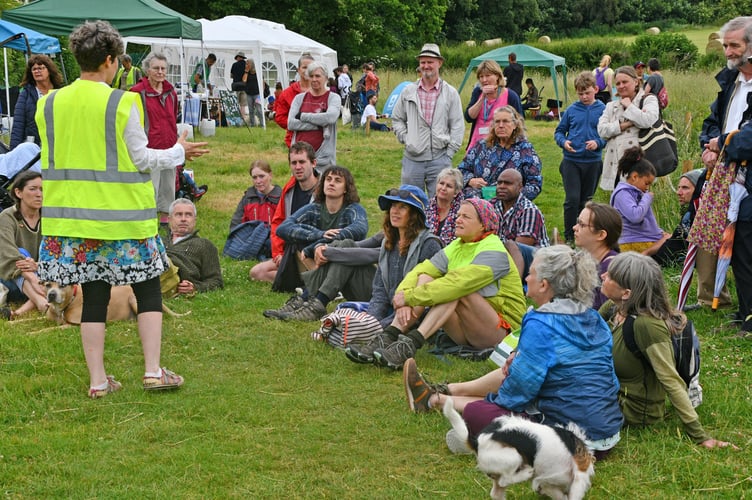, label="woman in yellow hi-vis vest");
[35,20,208,399]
